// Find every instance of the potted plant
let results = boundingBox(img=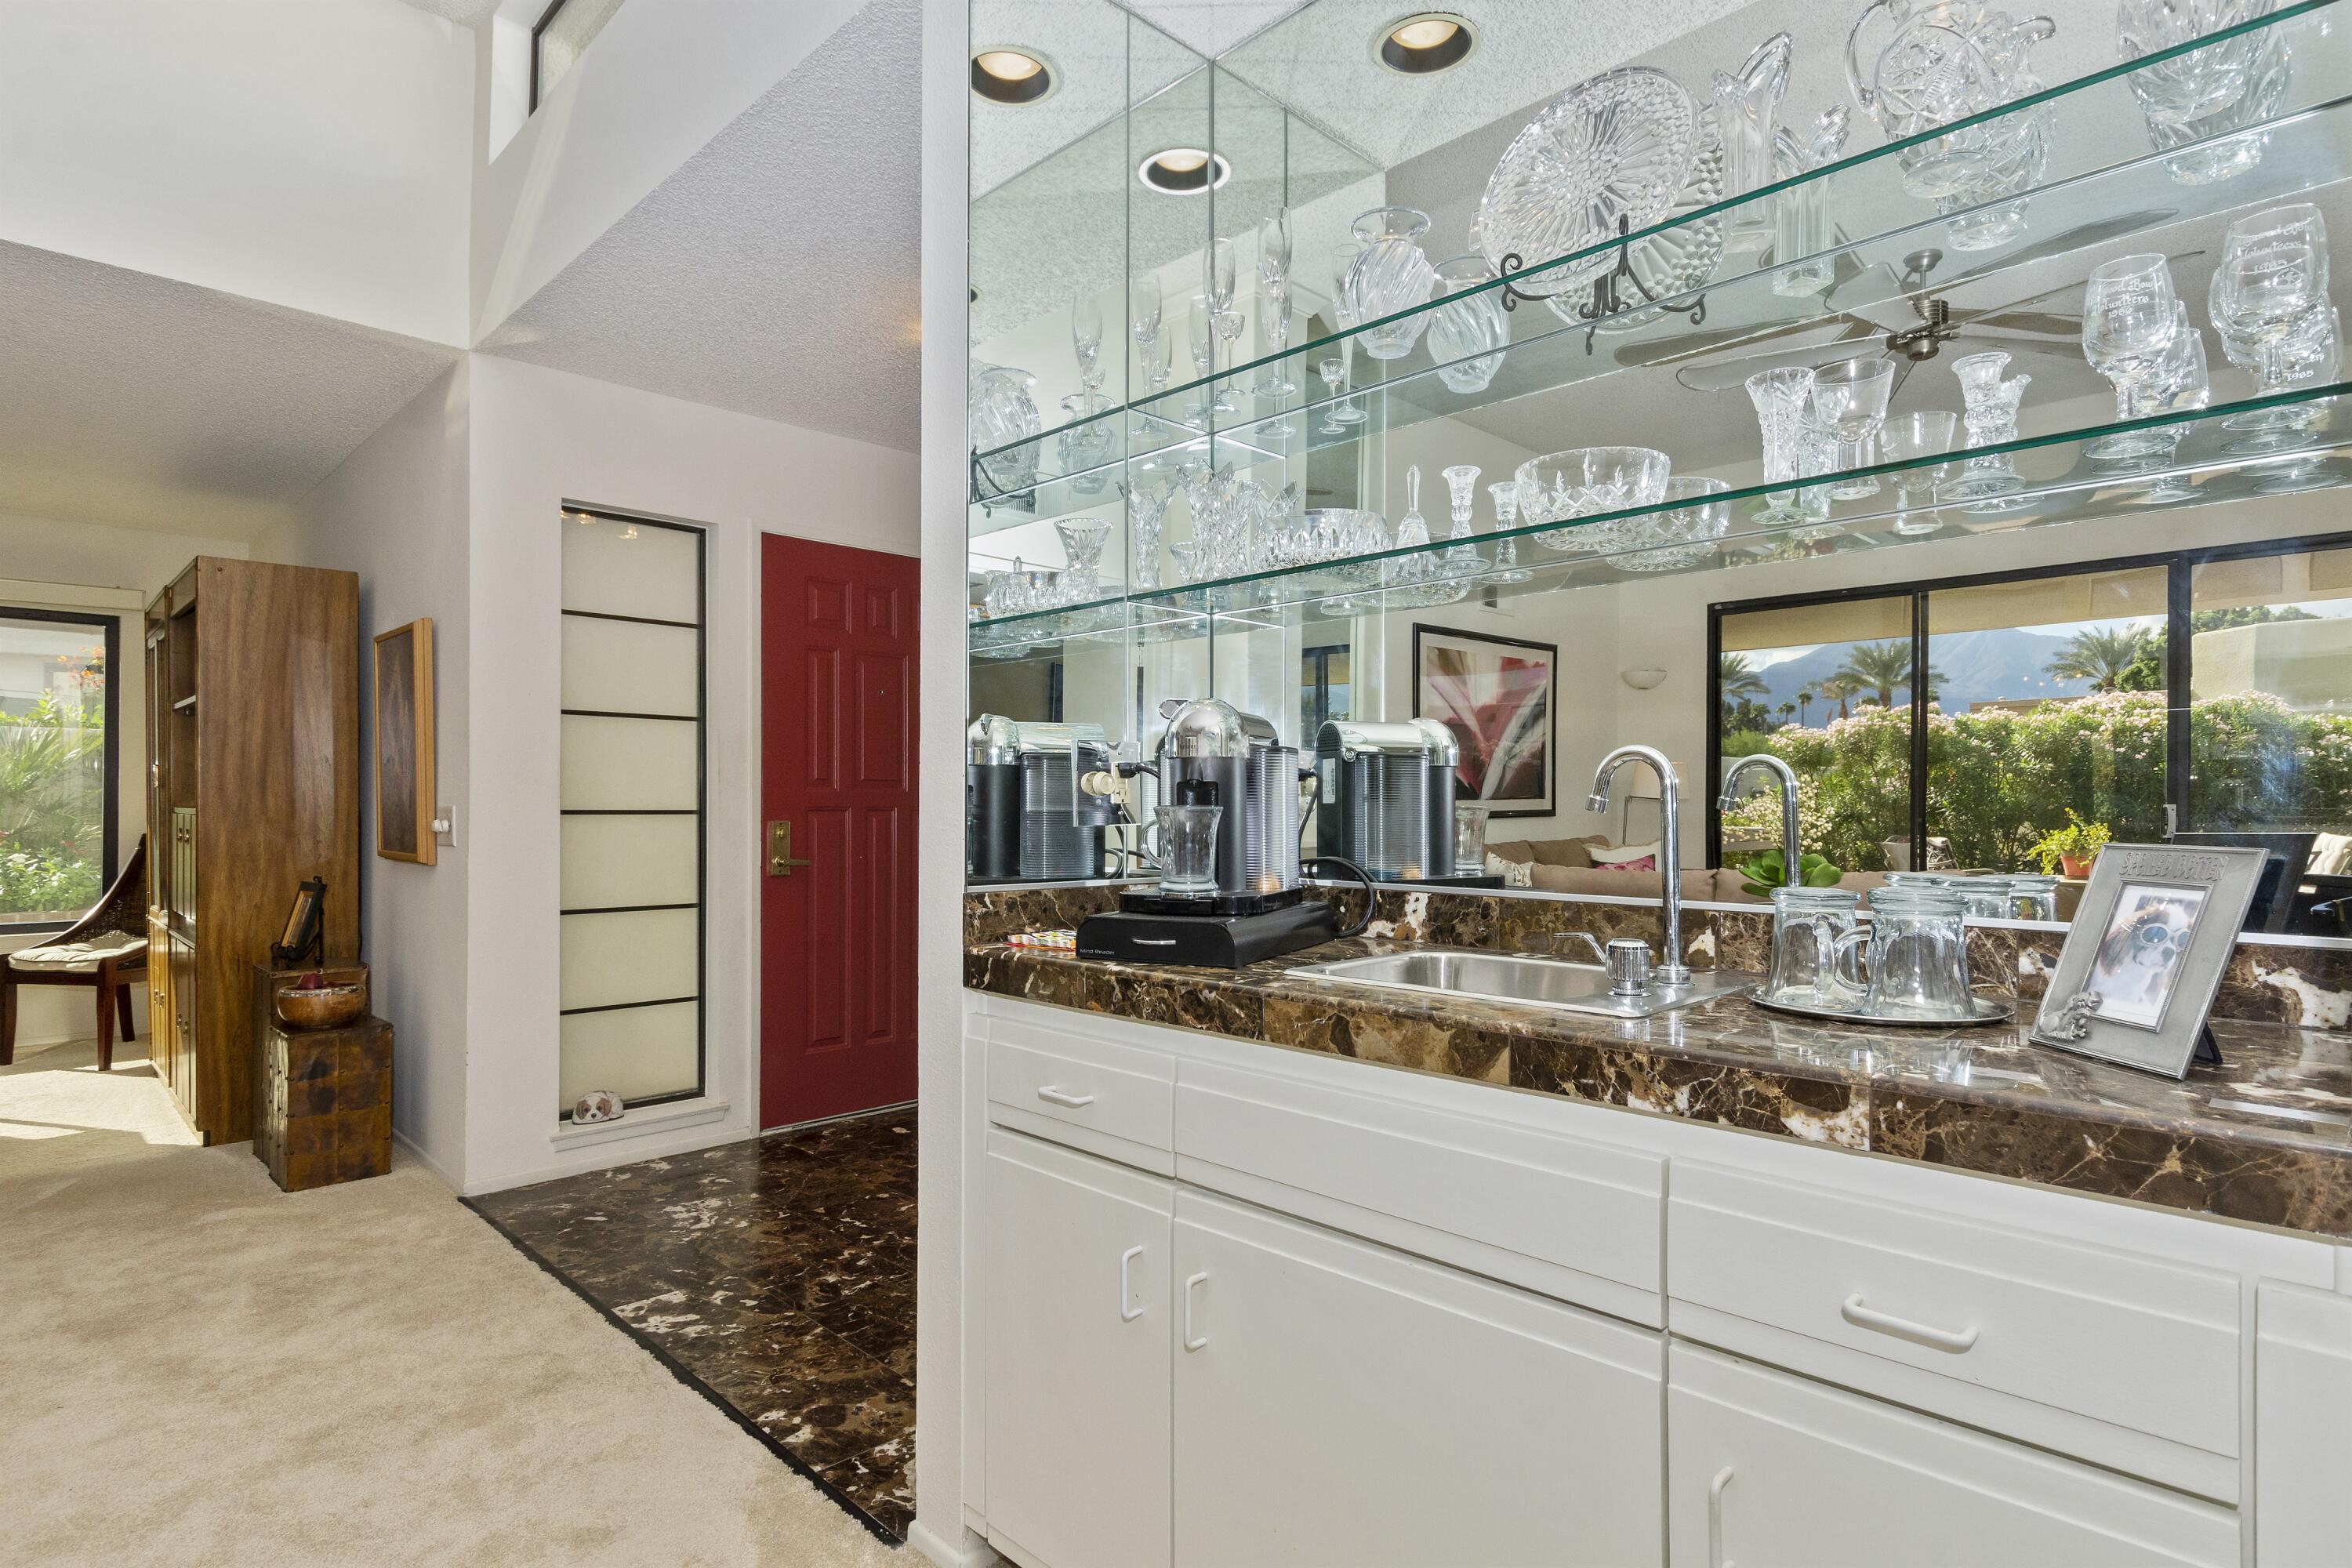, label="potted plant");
[1733,847,1844,898]
[2027,811,2111,879]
